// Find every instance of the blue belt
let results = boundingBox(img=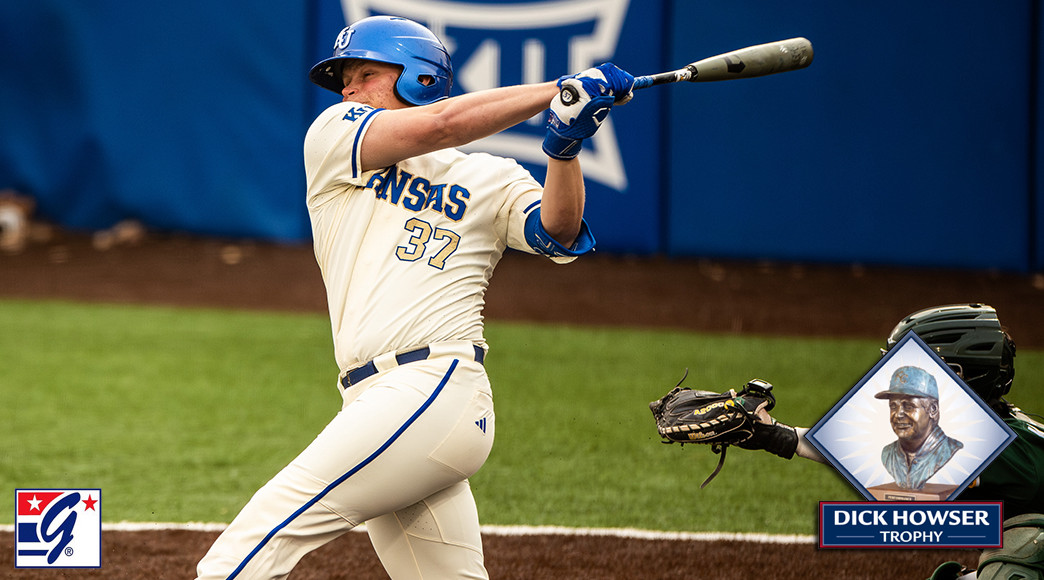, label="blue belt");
[341,344,485,389]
